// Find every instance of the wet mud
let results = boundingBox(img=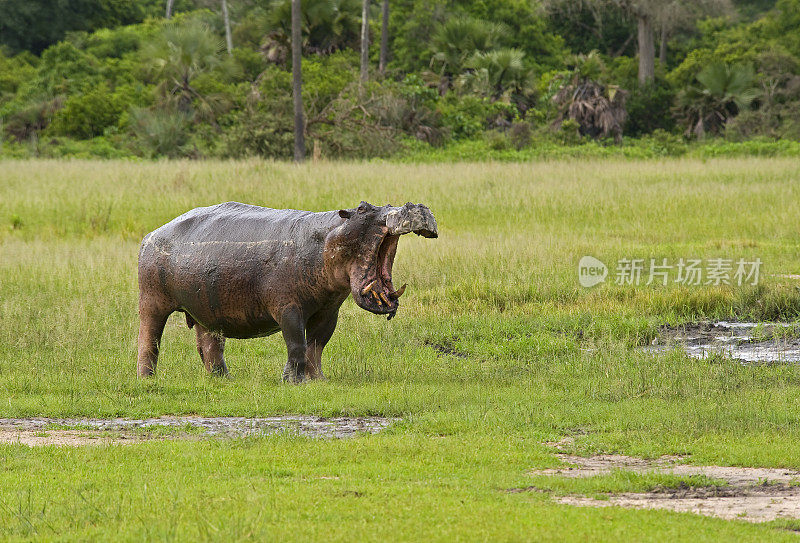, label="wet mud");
[0,415,396,447]
[641,321,800,363]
